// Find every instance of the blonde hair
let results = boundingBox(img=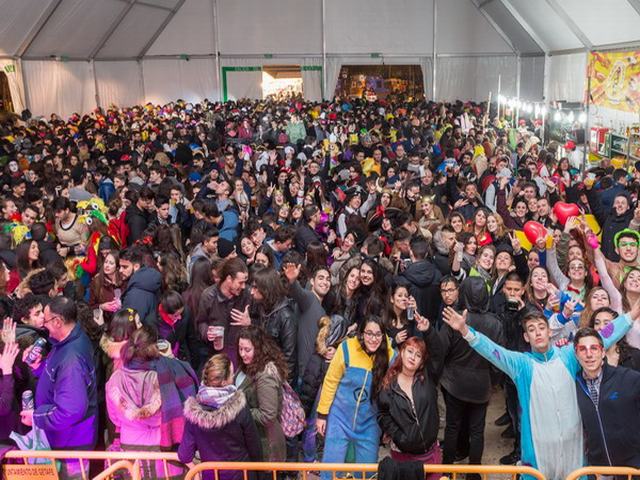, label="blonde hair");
[487,212,507,238]
[315,316,332,356]
[202,353,233,387]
